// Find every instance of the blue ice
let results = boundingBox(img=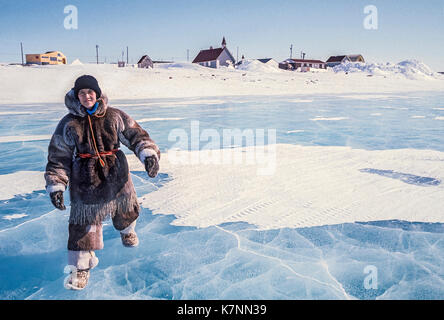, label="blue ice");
[0,92,443,299]
[359,168,441,186]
